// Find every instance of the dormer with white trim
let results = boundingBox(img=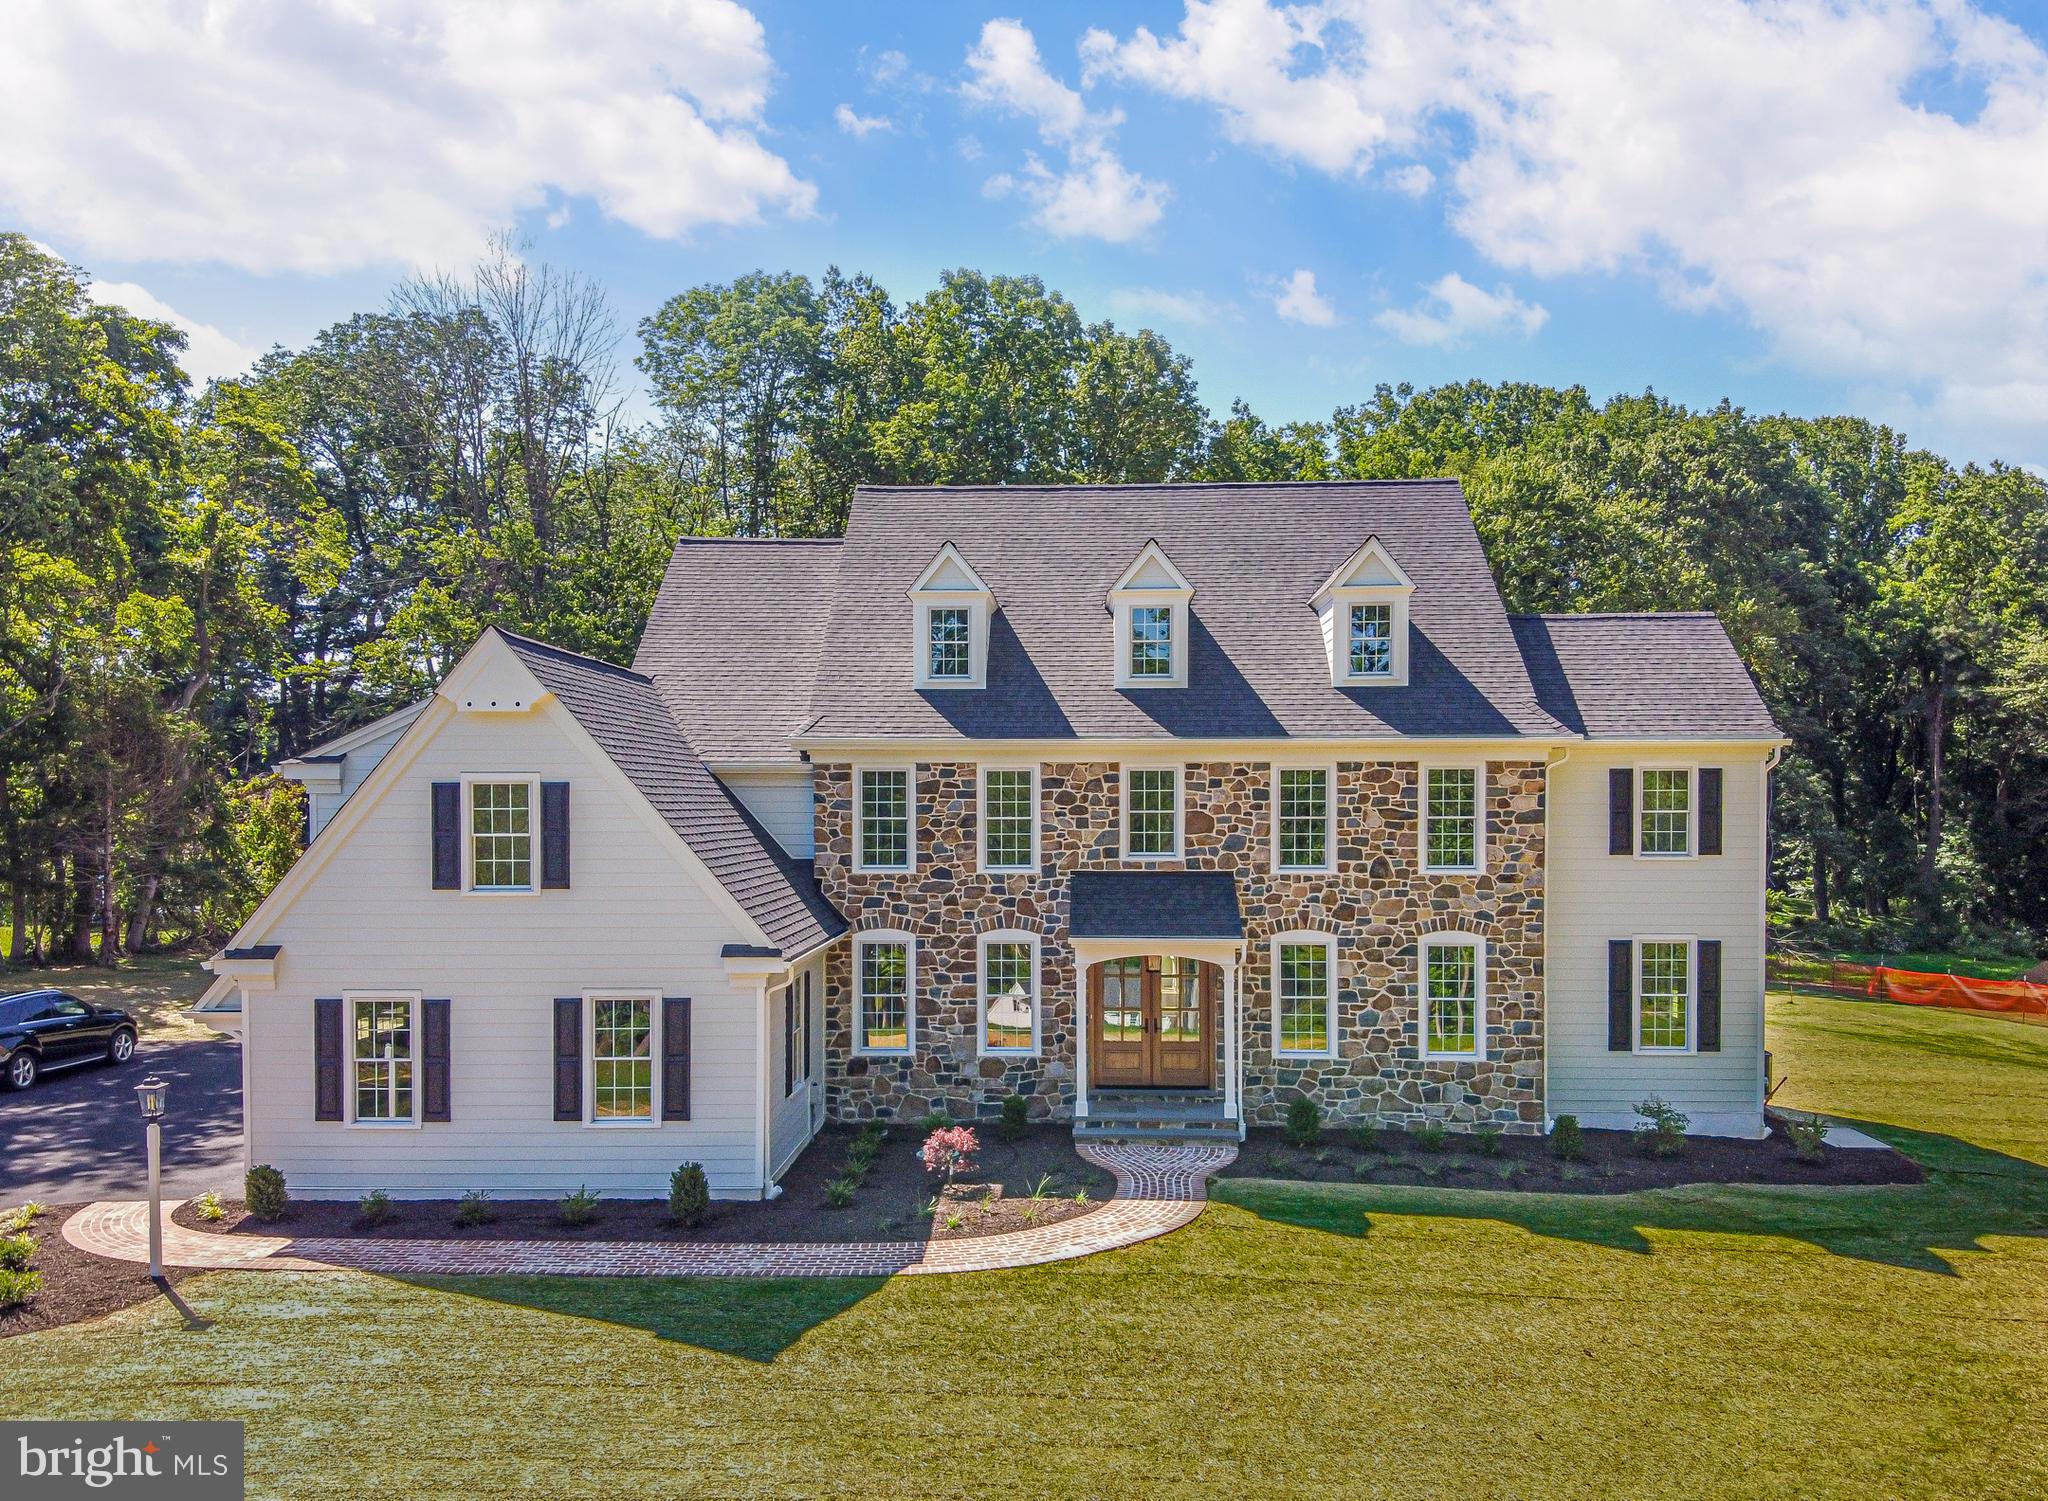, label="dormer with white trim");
[1109,541,1194,689]
[1313,537,1414,688]
[909,543,994,690]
